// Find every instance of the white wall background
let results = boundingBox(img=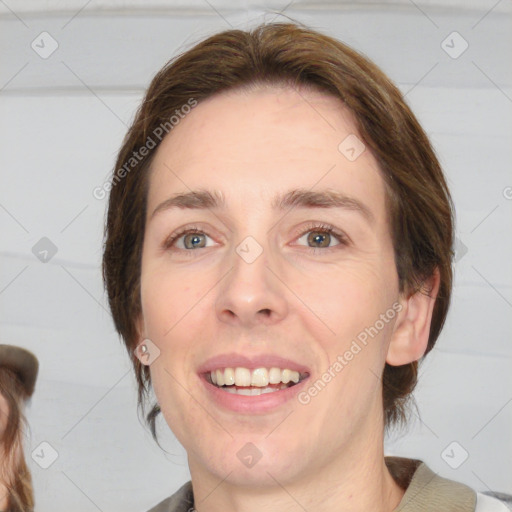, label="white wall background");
[0,1,511,511]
